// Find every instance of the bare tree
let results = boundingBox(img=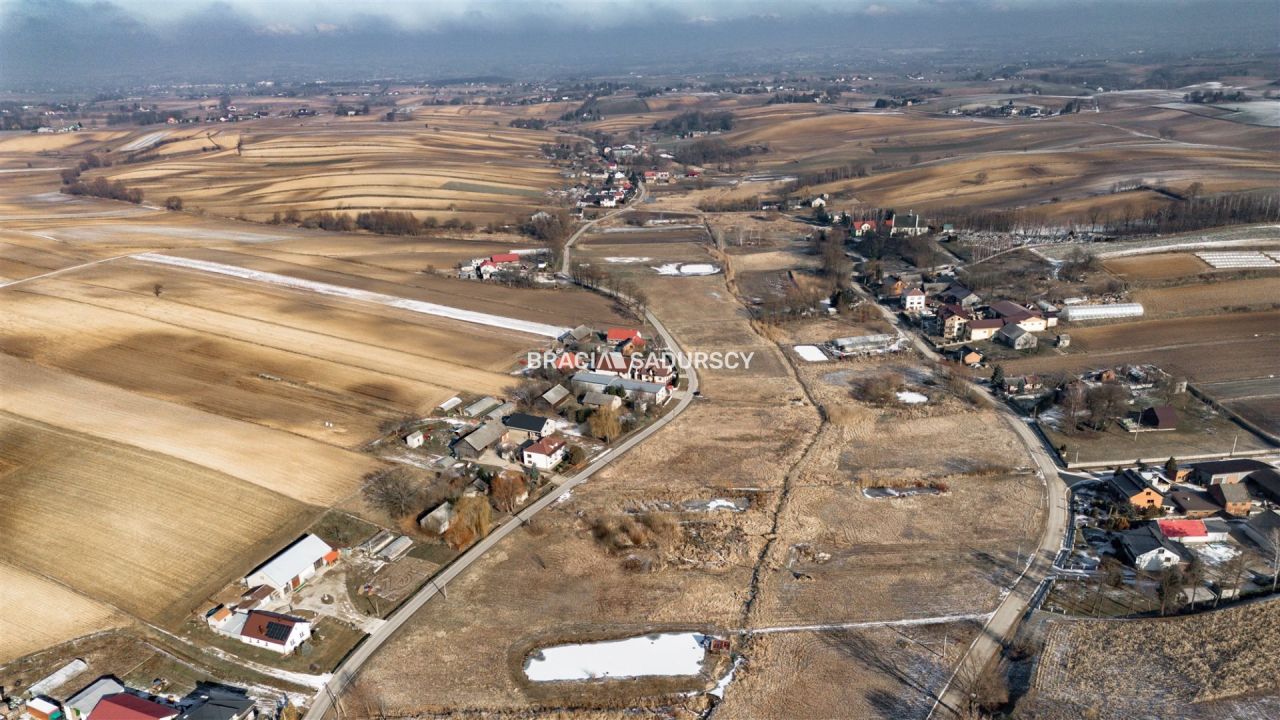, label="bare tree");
[361,467,422,519]
[152,283,163,297]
